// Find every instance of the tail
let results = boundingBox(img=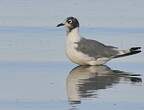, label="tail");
[114,47,142,58]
